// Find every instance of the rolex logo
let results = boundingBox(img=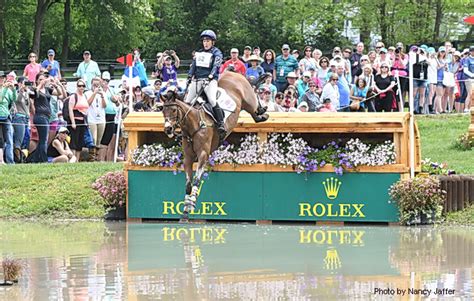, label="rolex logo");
[322,177,342,200]
[324,247,342,270]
